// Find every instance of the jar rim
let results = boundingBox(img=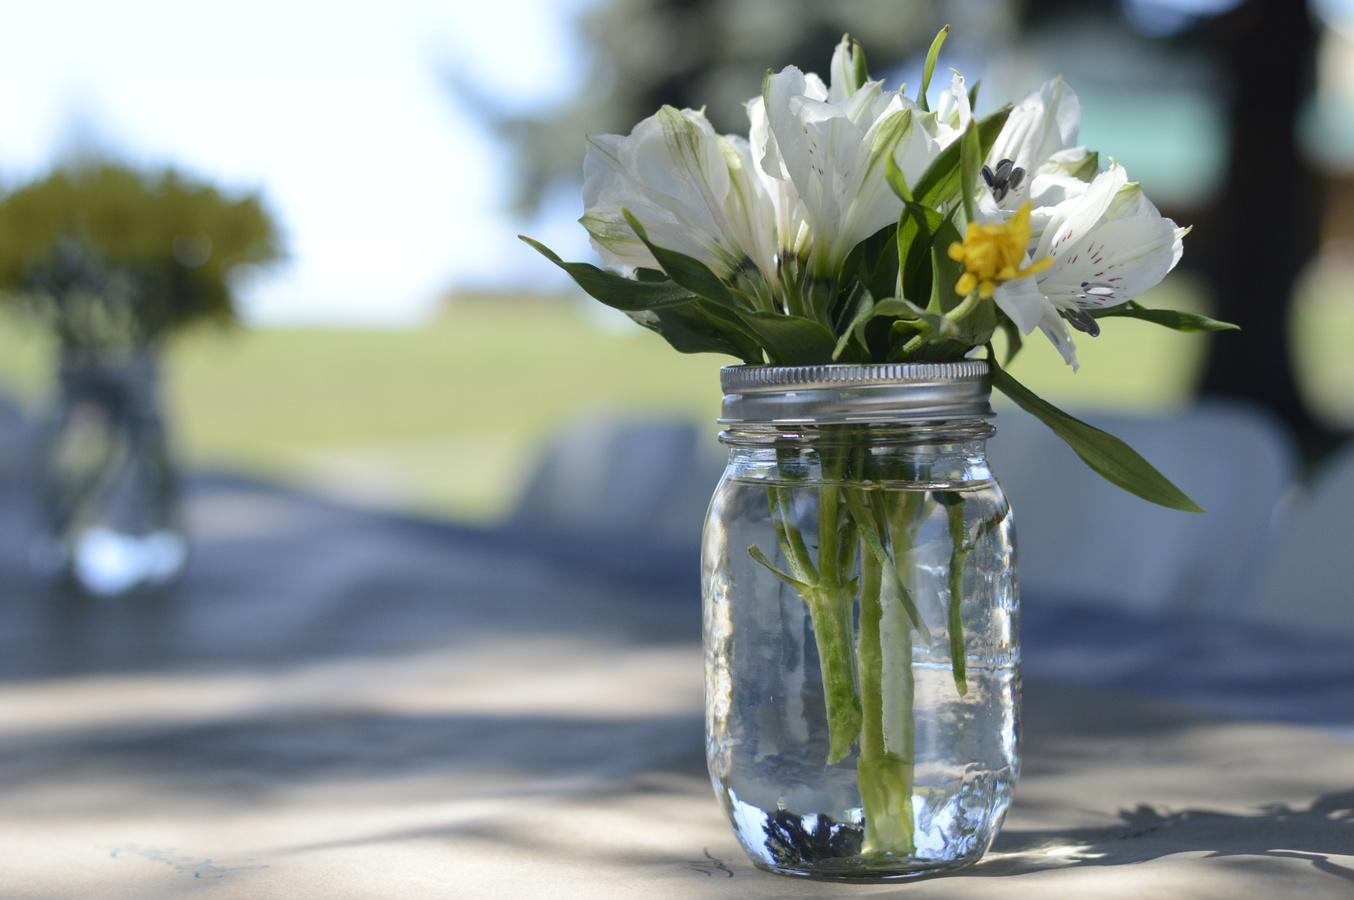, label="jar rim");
[719,361,993,425]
